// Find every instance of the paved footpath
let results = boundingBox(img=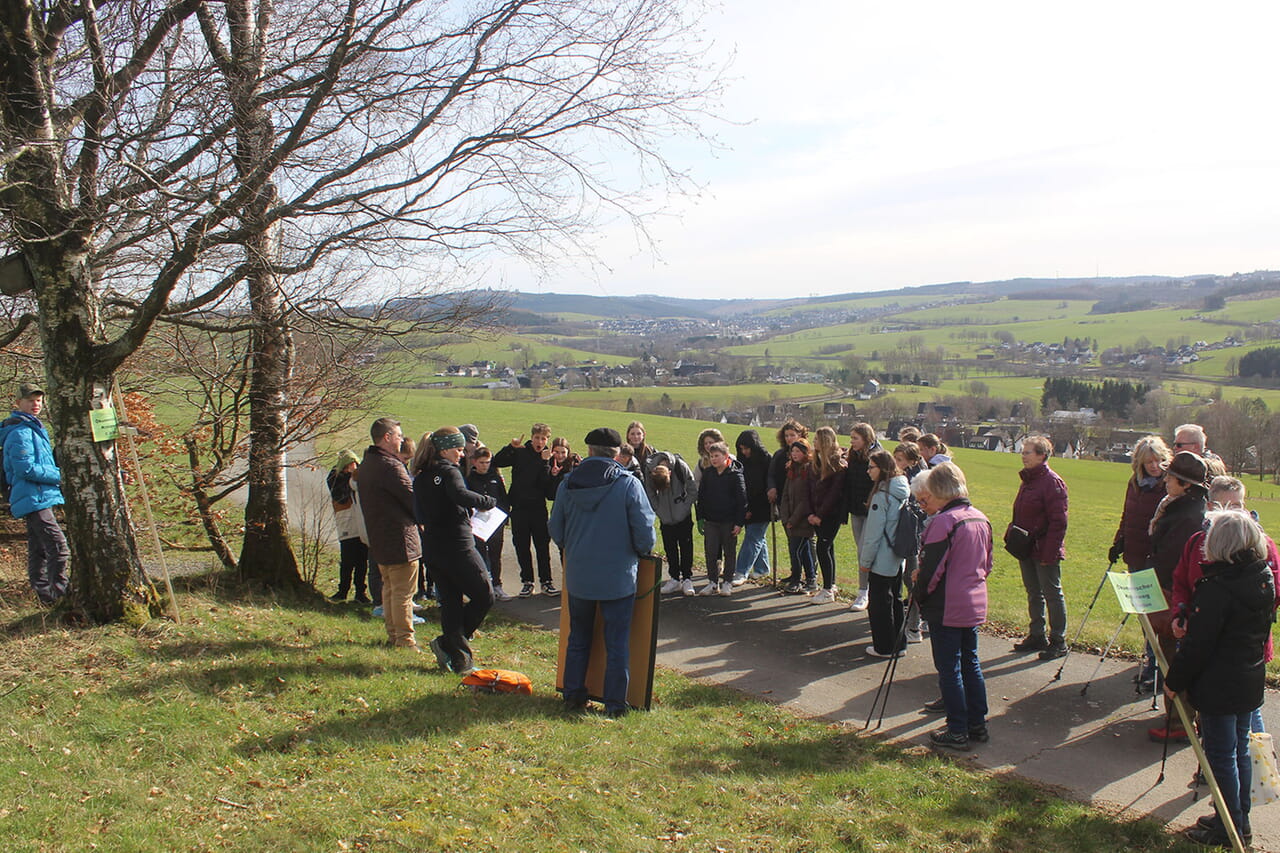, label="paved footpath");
[499,562,1280,851]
